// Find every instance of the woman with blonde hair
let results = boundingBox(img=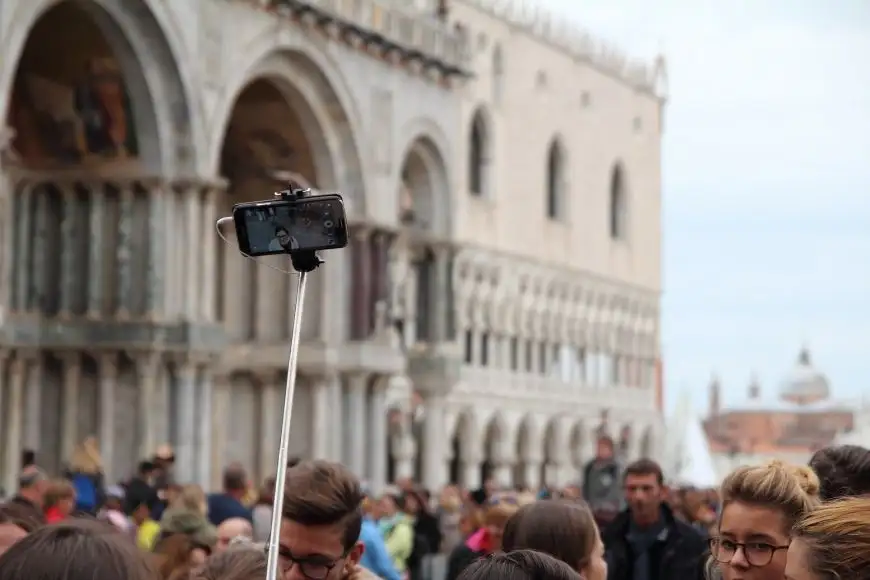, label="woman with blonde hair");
[67,436,105,514]
[445,497,519,580]
[786,496,870,580]
[707,460,821,580]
